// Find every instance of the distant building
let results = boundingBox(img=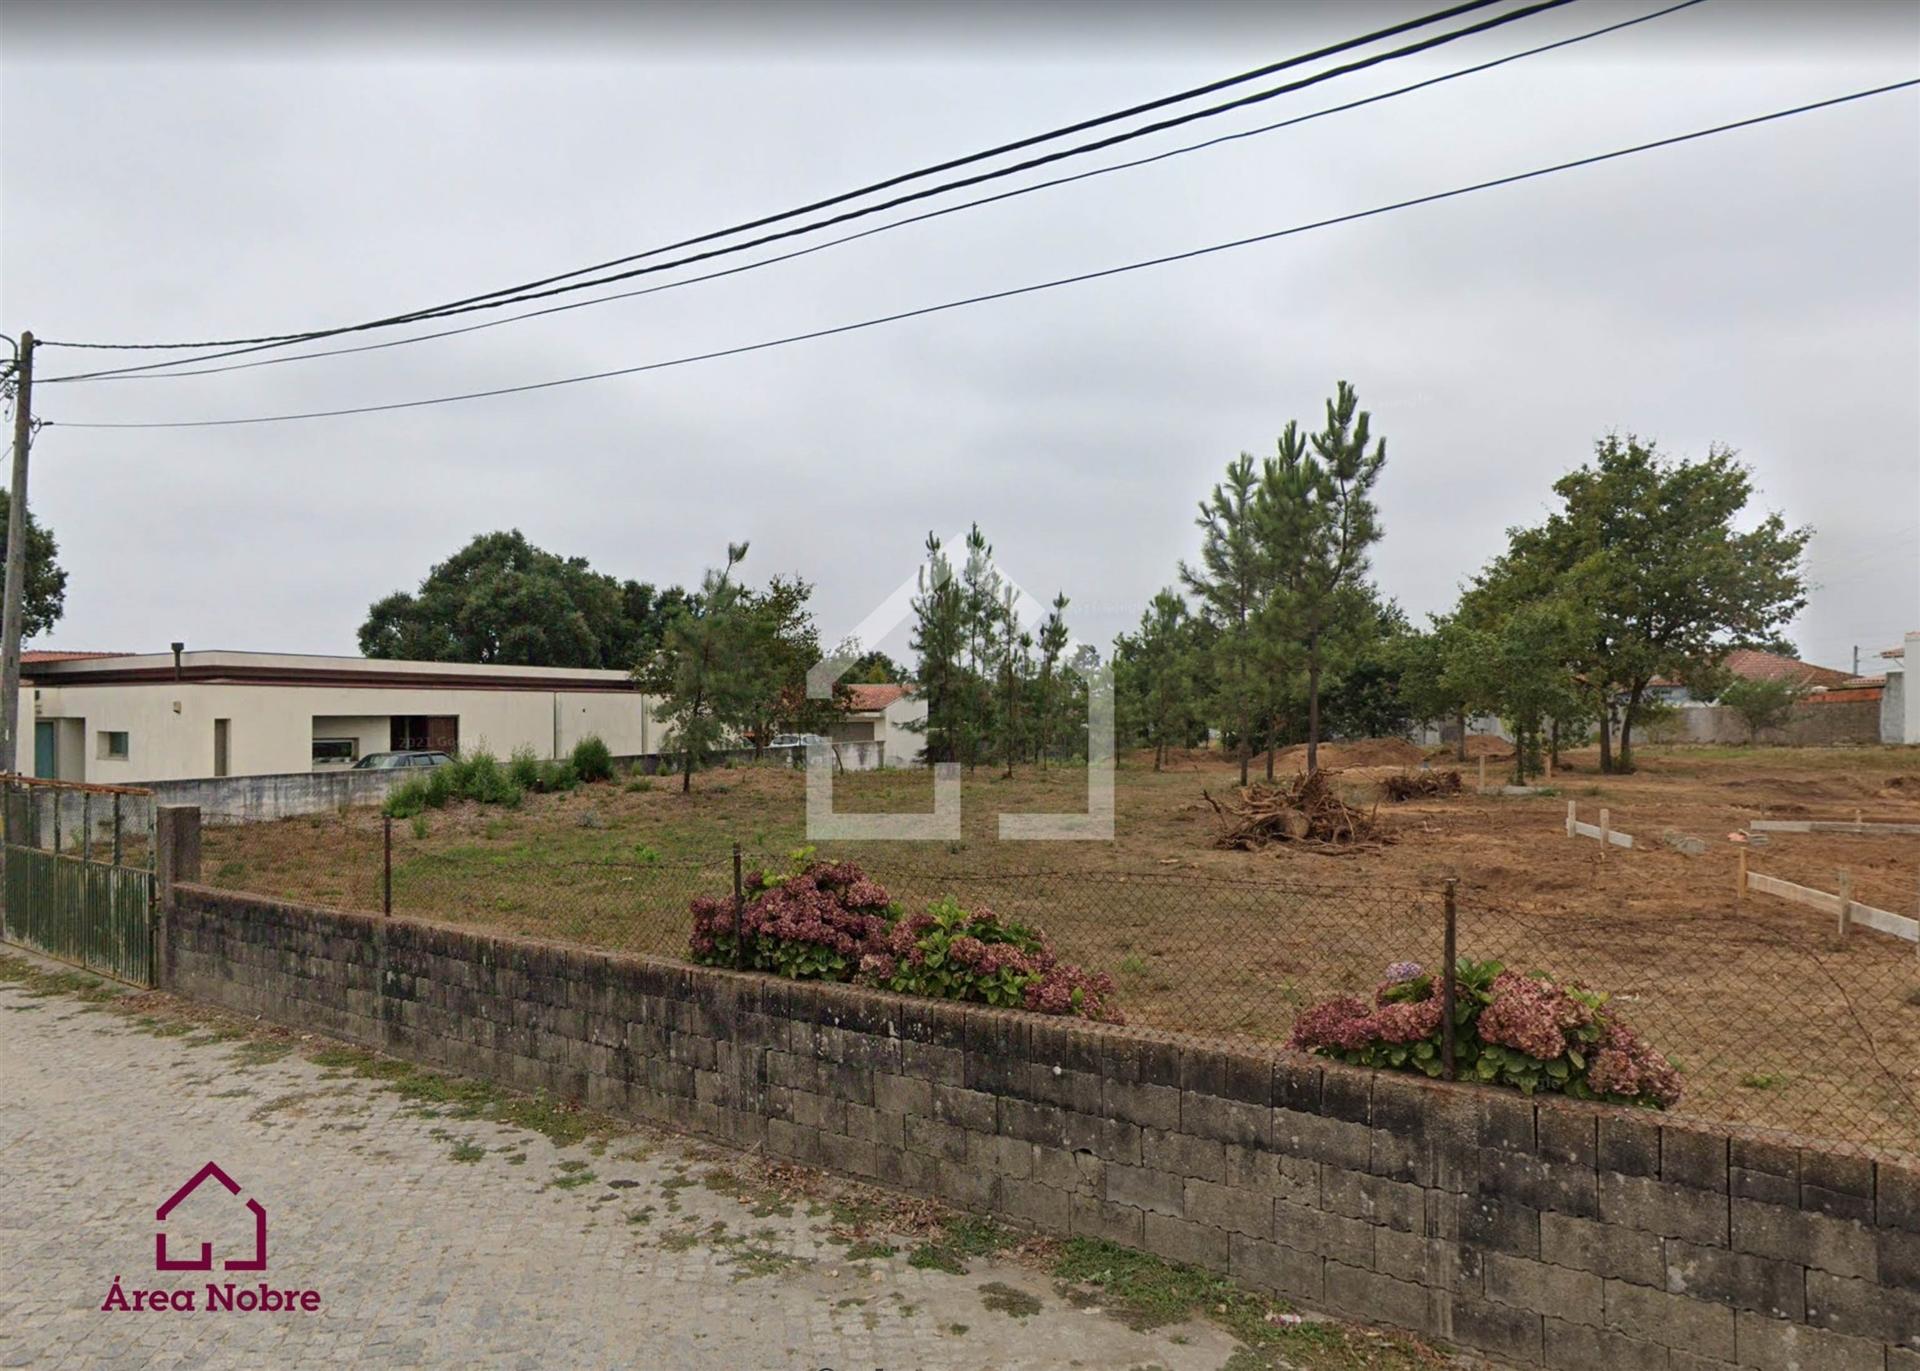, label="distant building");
[1880,632,1920,744]
[14,649,661,783]
[1646,647,1854,706]
[832,683,926,767]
